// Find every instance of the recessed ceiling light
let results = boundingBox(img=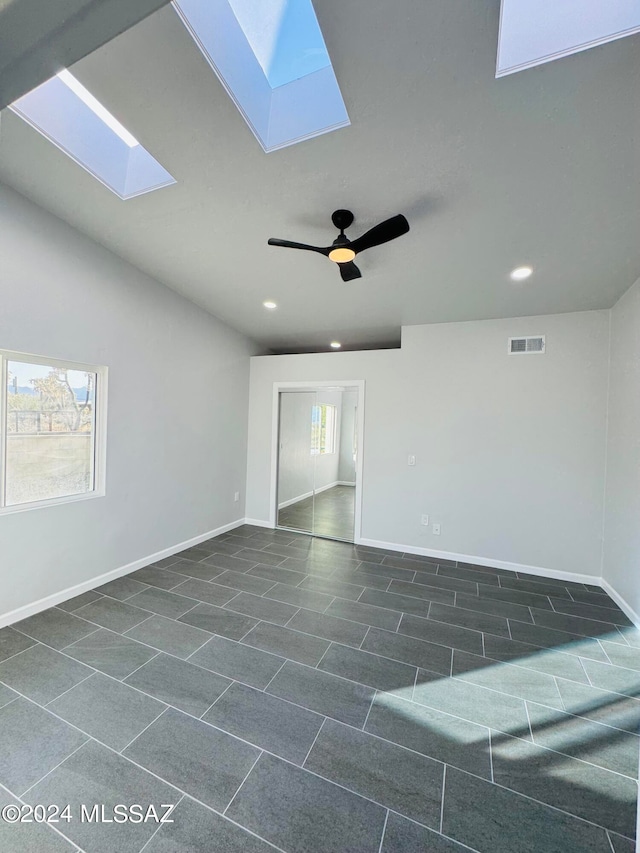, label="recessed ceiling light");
[330,341,341,349]
[263,301,277,310]
[510,266,533,281]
